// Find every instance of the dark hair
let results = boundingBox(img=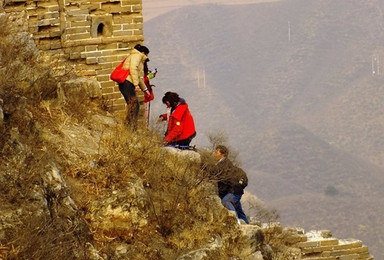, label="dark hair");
[144,59,149,75]
[216,145,228,157]
[162,92,180,107]
[134,44,149,55]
